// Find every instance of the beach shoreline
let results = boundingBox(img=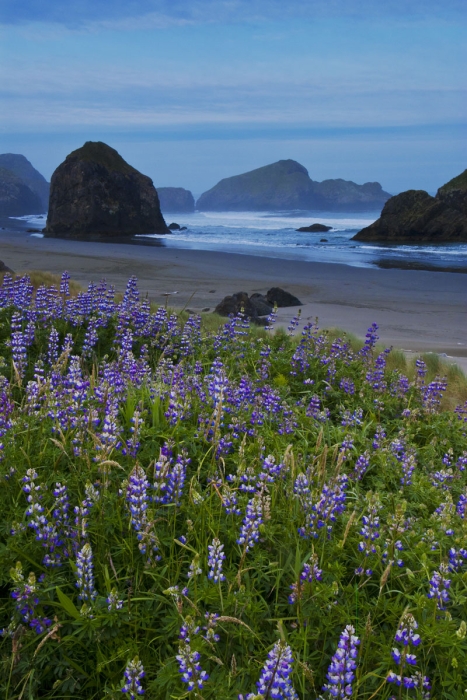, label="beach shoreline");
[0,225,466,371]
